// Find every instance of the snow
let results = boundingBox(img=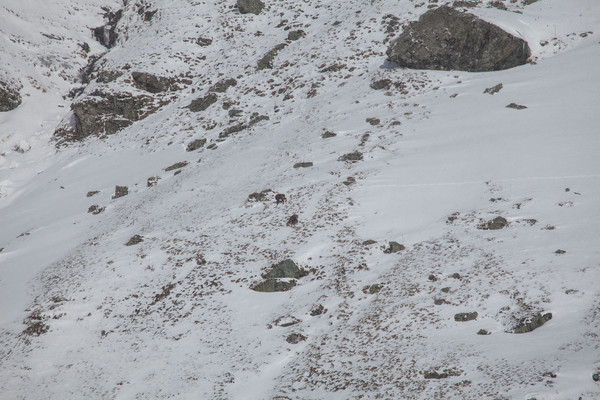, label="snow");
[1,0,599,399]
